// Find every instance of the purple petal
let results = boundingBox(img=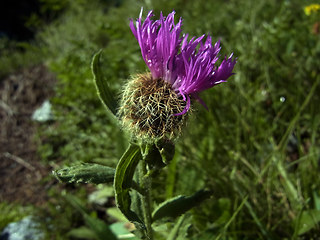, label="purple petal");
[130,9,183,81]
[192,93,208,110]
[130,10,237,115]
[211,54,237,83]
